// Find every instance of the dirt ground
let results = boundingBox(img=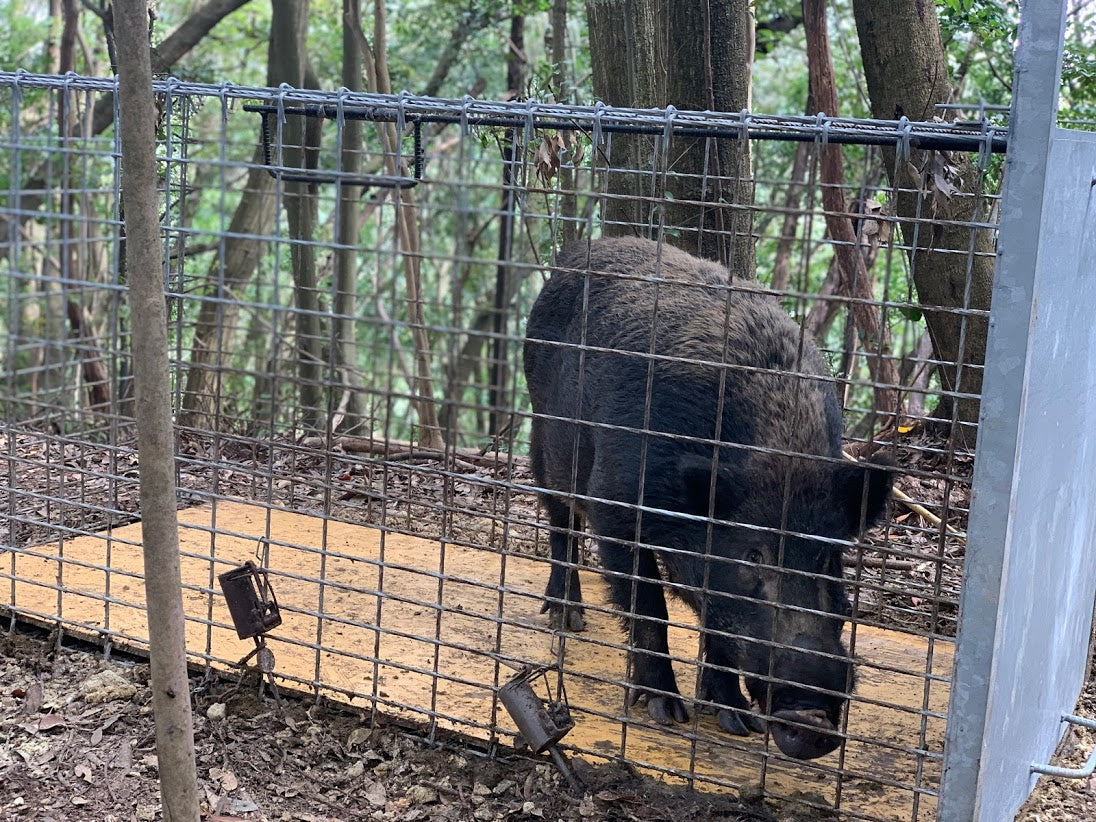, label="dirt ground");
[1,627,840,822]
